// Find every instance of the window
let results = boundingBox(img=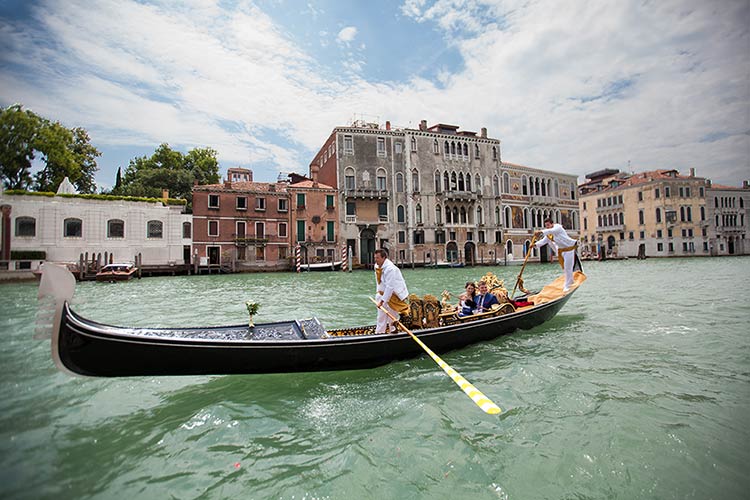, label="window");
[640,231,645,239]
[15,217,36,237]
[208,194,220,208]
[346,201,356,216]
[639,210,644,225]
[436,230,446,244]
[396,173,404,193]
[279,246,288,259]
[344,135,353,153]
[656,208,662,223]
[493,176,500,196]
[183,222,191,239]
[376,169,387,191]
[345,168,355,190]
[502,173,510,194]
[378,202,388,222]
[278,198,288,212]
[492,146,498,160]
[377,137,386,156]
[256,222,265,239]
[416,204,423,224]
[434,171,441,192]
[296,193,306,208]
[665,186,671,198]
[435,205,442,224]
[657,229,663,238]
[412,169,420,192]
[638,191,643,201]
[398,231,406,243]
[236,196,247,210]
[107,219,125,238]
[397,205,405,223]
[657,242,664,252]
[278,222,287,237]
[395,142,402,154]
[255,197,266,211]
[655,188,660,198]
[474,144,480,158]
[522,176,528,195]
[296,220,305,242]
[479,231,486,243]
[413,230,425,244]
[327,221,335,242]
[207,220,218,237]
[433,139,439,154]
[411,137,417,152]
[326,194,335,209]
[236,221,246,238]
[63,218,82,238]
